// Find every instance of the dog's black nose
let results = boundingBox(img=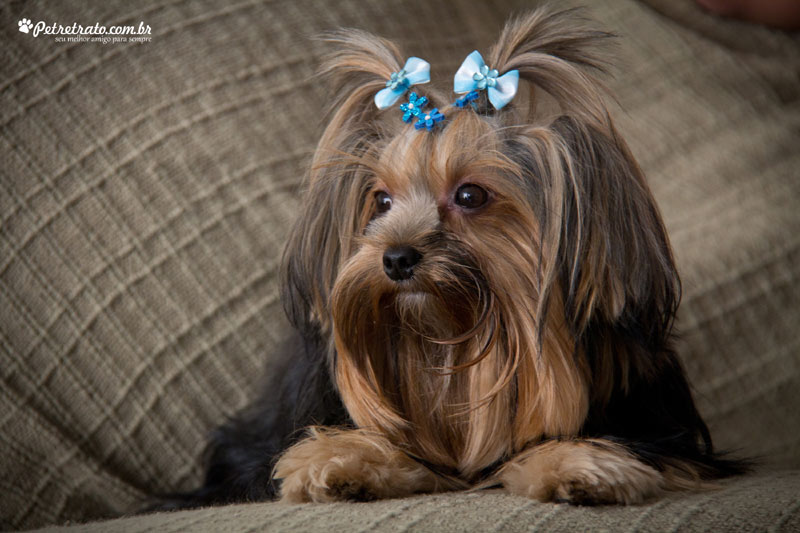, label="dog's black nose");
[383,246,421,281]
